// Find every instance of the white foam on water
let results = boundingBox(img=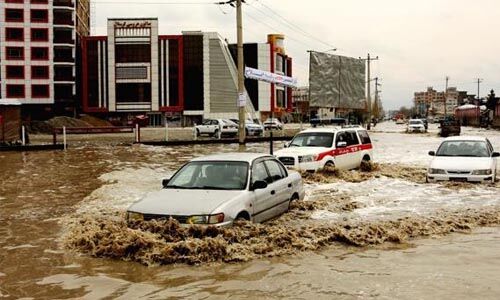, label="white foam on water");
[75,166,175,216]
[311,177,500,221]
[3,244,38,250]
